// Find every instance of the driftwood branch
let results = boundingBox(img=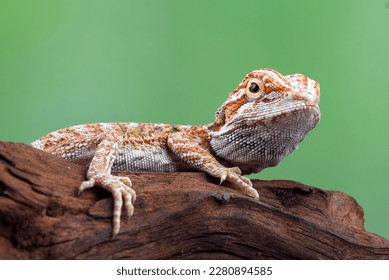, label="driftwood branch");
[0,142,388,259]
